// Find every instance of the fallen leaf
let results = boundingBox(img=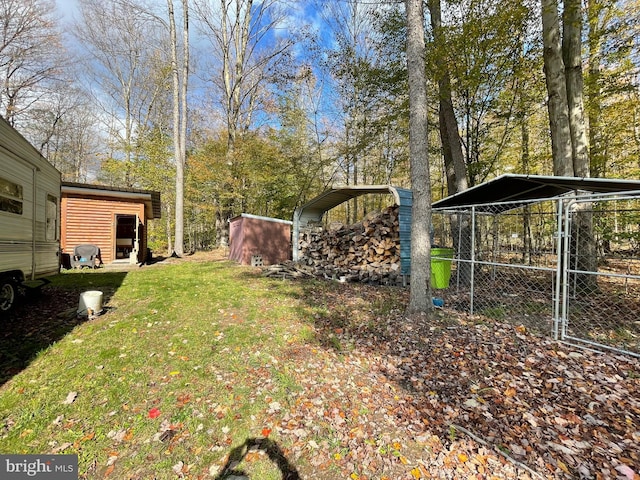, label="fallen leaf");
[148,408,161,419]
[62,391,78,404]
[261,427,272,437]
[557,460,570,474]
[615,464,637,480]
[172,461,184,475]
